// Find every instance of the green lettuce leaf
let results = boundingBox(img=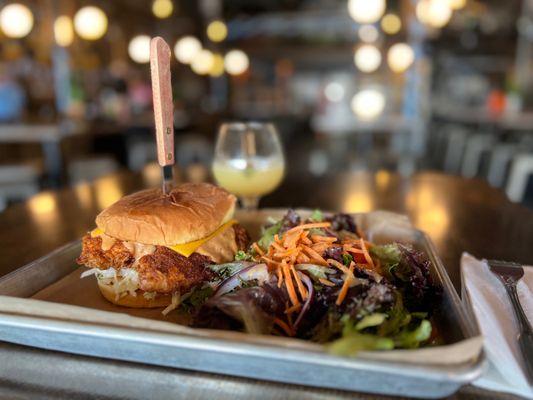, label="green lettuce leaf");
[235,250,253,261]
[355,313,387,331]
[310,209,324,222]
[257,220,282,250]
[378,291,411,336]
[393,320,432,349]
[328,333,394,356]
